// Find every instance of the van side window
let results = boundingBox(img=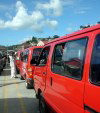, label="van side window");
[90,34,100,85]
[52,38,87,80]
[51,43,65,74]
[21,50,29,62]
[24,50,29,62]
[38,46,50,66]
[31,48,42,64]
[20,52,24,61]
